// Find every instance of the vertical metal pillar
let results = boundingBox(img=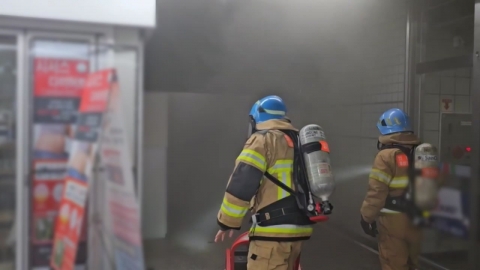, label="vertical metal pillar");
[469,2,480,269]
[404,0,421,132]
